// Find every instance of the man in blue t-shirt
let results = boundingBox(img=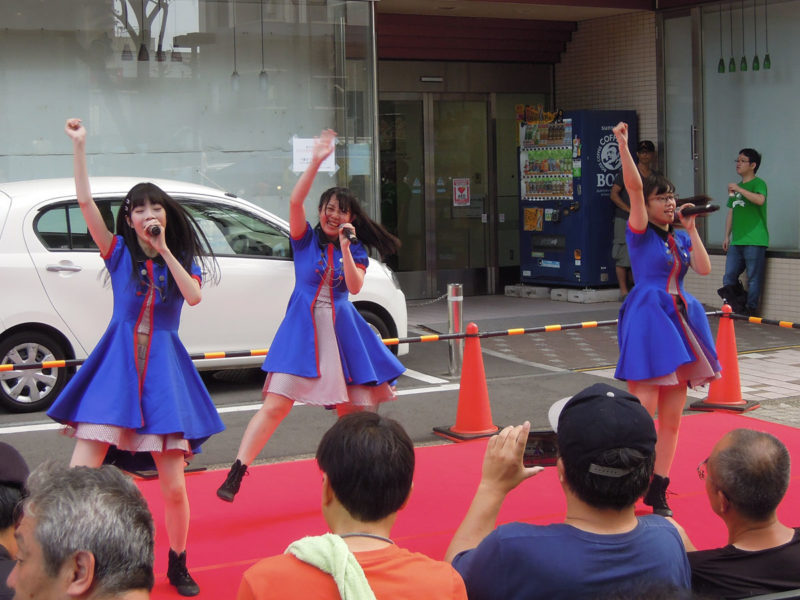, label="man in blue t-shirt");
[445,383,691,600]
